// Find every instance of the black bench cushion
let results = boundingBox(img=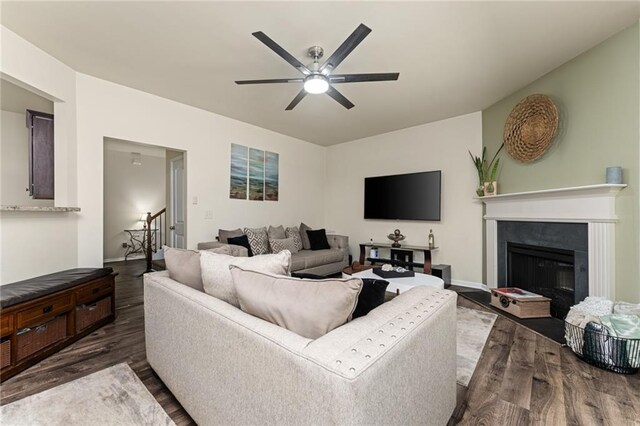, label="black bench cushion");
[0,268,114,308]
